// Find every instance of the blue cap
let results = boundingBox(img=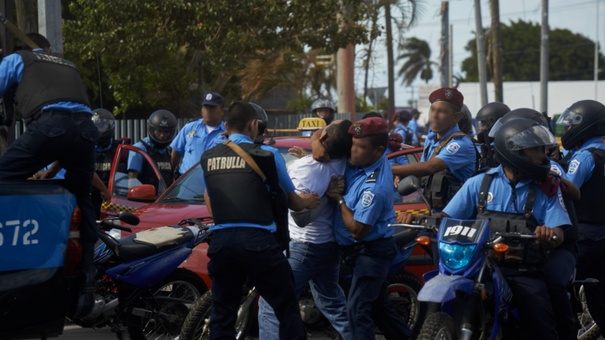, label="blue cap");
[202,92,224,107]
